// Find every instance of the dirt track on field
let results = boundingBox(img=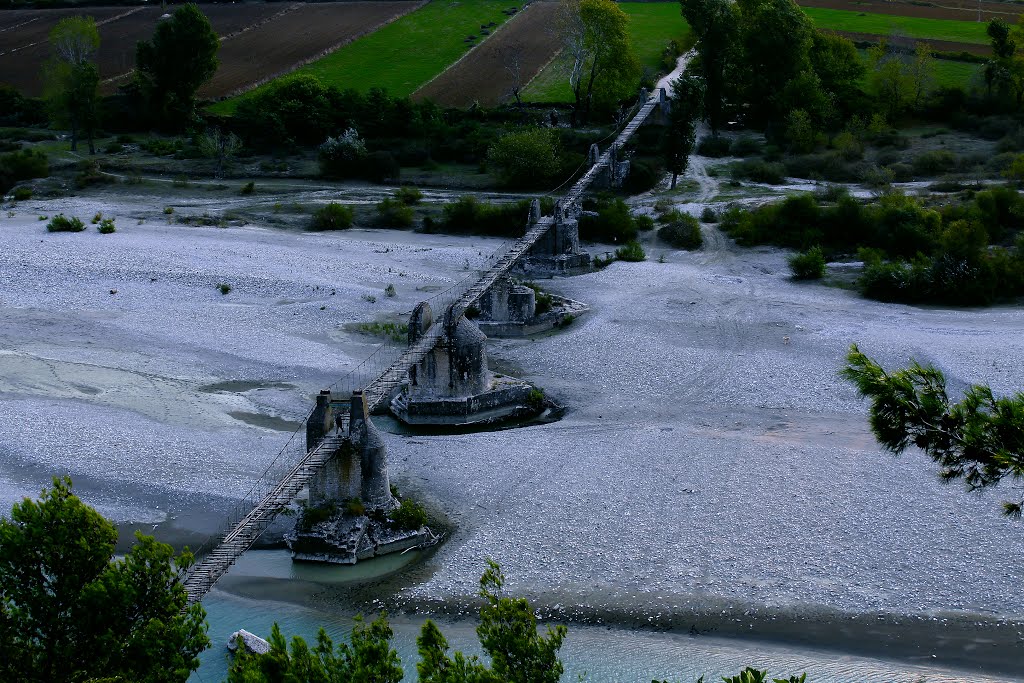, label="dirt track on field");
[827,28,991,54]
[798,0,1023,22]
[0,2,420,98]
[413,0,560,108]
